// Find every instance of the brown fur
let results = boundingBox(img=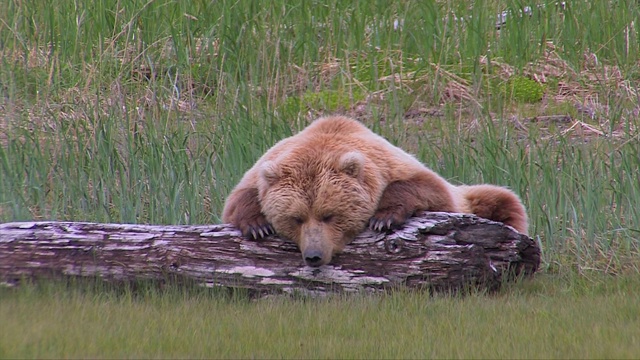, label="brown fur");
[222,116,528,266]
[458,184,529,235]
[371,172,456,231]
[223,187,274,239]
